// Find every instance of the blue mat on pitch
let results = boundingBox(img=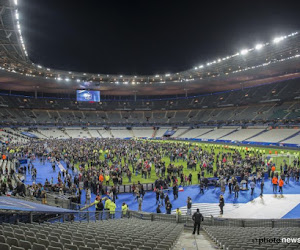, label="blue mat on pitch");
[19,159,300,217]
